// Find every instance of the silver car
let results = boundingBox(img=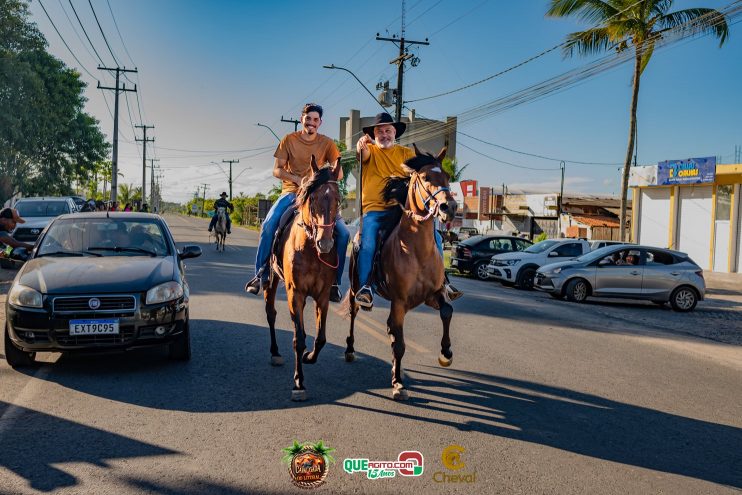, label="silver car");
[534,245,705,312]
